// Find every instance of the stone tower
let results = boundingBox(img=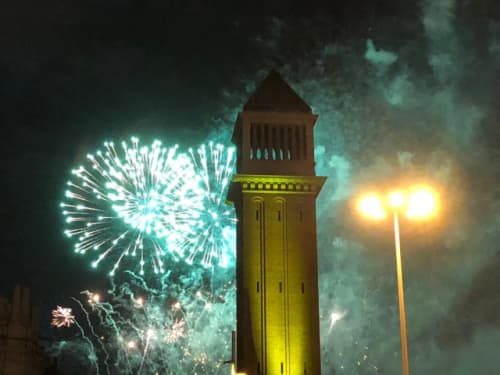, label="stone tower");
[227,71,325,375]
